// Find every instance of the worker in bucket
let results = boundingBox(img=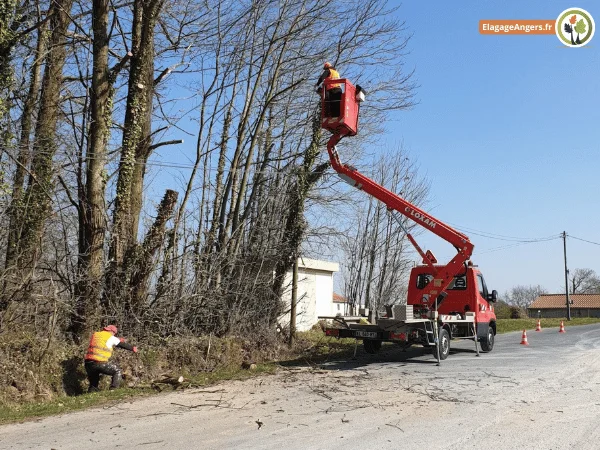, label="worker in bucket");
[315,62,342,117]
[84,325,138,392]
